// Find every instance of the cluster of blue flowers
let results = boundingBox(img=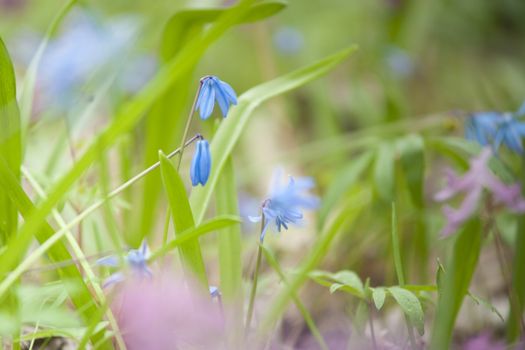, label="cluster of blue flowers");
[465,102,525,154]
[189,76,237,187]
